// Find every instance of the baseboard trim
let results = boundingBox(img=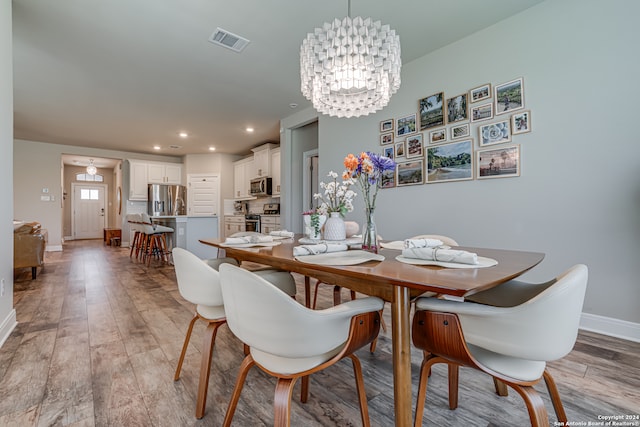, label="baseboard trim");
[0,309,17,349]
[64,235,74,241]
[580,312,640,343]
[45,245,63,252]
